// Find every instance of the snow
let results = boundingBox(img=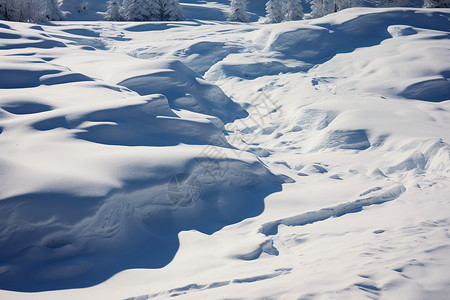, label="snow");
[1,6,450,300]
